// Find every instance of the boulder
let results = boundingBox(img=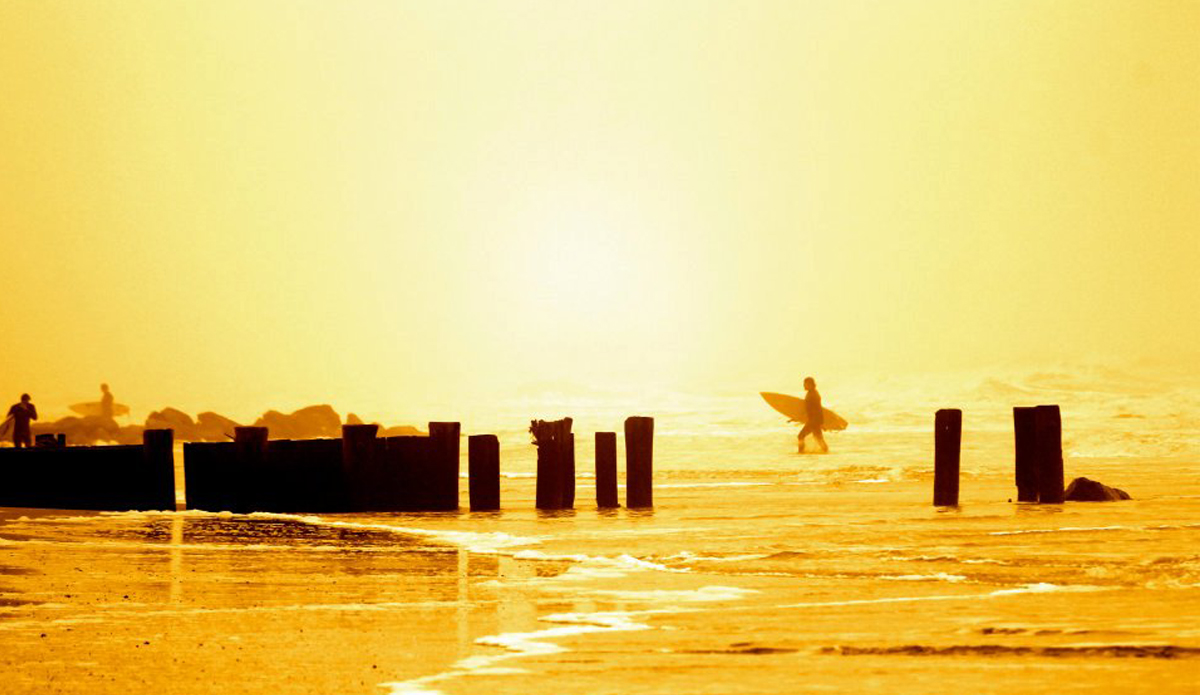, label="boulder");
[1064,477,1131,502]
[33,415,121,445]
[290,405,341,438]
[145,407,197,441]
[195,412,240,441]
[346,412,364,426]
[380,425,424,437]
[113,425,146,445]
[253,405,342,439]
